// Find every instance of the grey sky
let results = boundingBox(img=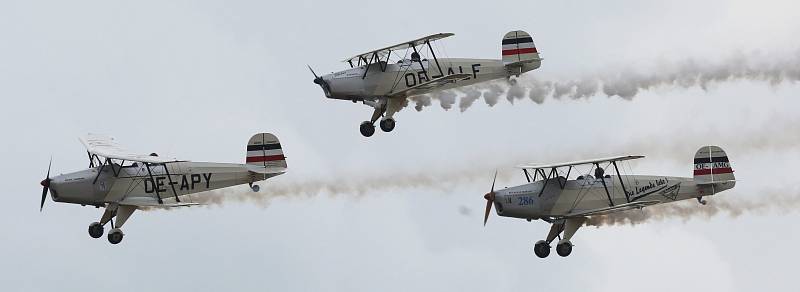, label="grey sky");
[1,0,799,291]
